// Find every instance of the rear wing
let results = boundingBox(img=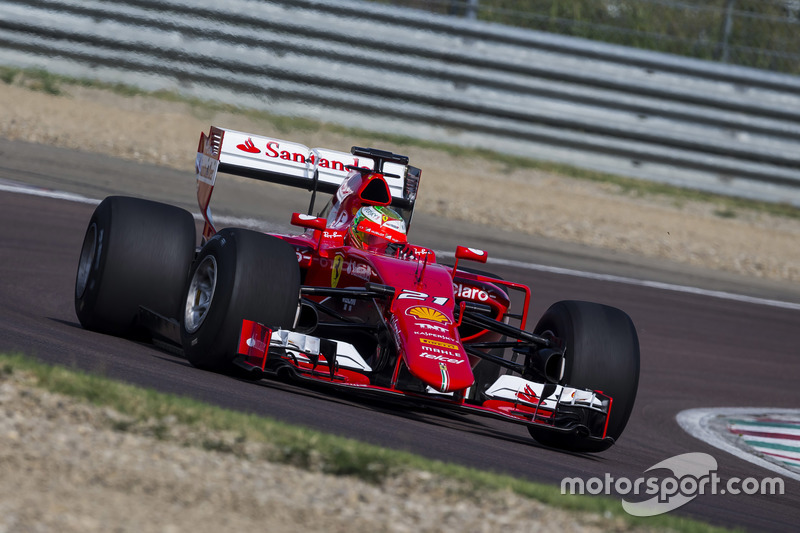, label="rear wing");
[195,126,421,239]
